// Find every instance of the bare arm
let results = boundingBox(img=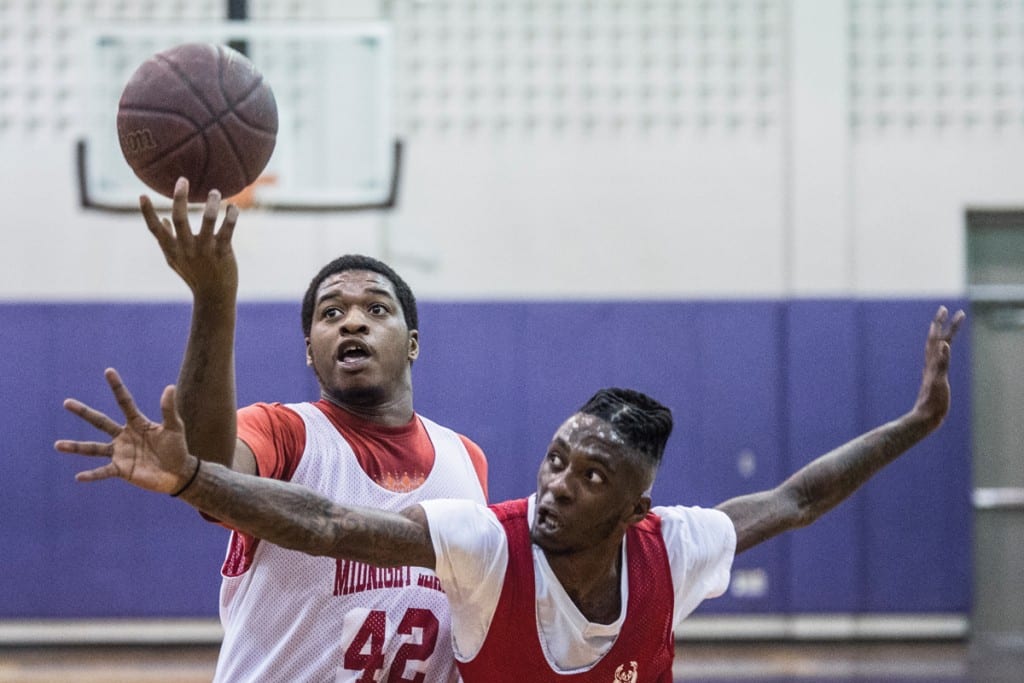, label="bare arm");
[140,178,254,474]
[717,306,965,555]
[55,369,436,569]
